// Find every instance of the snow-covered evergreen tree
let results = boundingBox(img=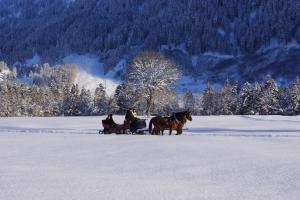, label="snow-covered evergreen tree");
[202,83,218,115]
[93,83,108,115]
[0,78,9,117]
[259,76,281,115]
[220,80,240,115]
[240,82,255,115]
[183,91,195,112]
[291,77,300,114]
[114,83,142,114]
[253,82,263,114]
[79,87,92,116]
[107,97,119,115]
[279,87,294,115]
